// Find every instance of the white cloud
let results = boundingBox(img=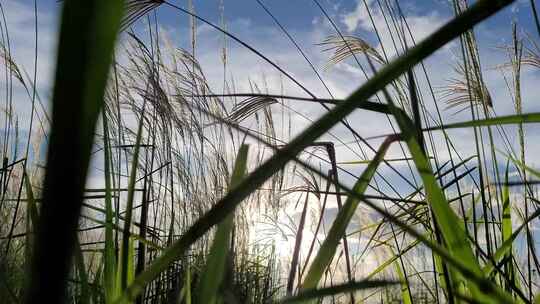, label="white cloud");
[342,0,450,58]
